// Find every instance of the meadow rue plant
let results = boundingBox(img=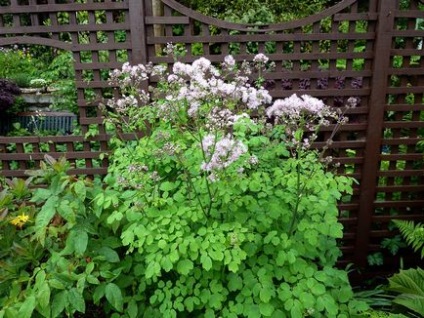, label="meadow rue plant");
[99,51,368,317]
[0,53,367,318]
